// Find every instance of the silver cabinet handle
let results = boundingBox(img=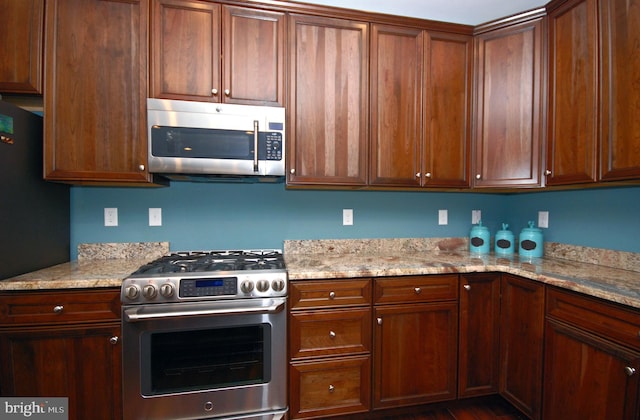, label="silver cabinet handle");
[377,317,382,325]
[224,89,230,96]
[53,305,64,314]
[290,168,296,174]
[625,366,636,376]
[329,331,336,338]
[415,172,421,178]
[463,284,471,291]
[414,287,422,295]
[211,88,218,95]
[329,291,336,299]
[425,172,432,178]
[110,336,119,345]
[476,174,481,180]
[138,164,145,171]
[328,384,335,393]
[545,169,552,176]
